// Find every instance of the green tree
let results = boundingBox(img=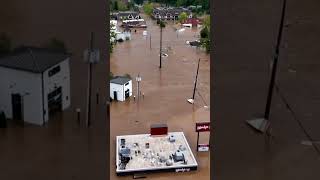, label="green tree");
[114,1,119,11]
[110,72,114,79]
[143,2,153,15]
[0,33,12,56]
[44,38,67,52]
[178,12,188,23]
[124,73,132,79]
[134,0,144,5]
[200,15,210,53]
[200,26,209,39]
[118,0,128,11]
[176,0,187,7]
[110,22,117,53]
